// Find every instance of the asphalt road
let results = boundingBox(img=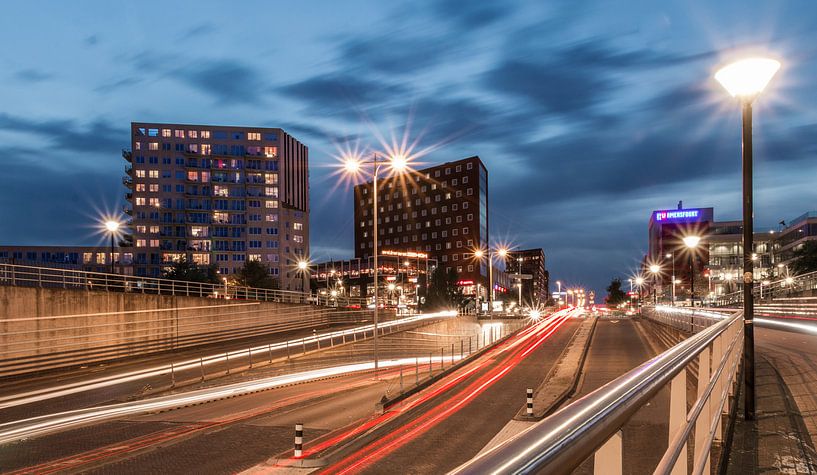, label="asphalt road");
[316,311,581,475]
[0,315,512,474]
[568,318,666,475]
